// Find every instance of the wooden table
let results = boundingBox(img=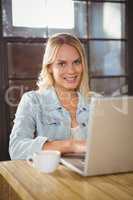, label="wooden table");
[0,160,133,200]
